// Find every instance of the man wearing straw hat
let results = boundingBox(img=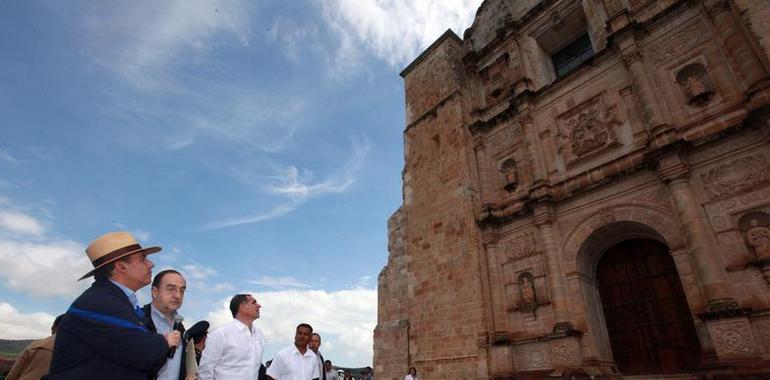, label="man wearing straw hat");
[45,231,181,380]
